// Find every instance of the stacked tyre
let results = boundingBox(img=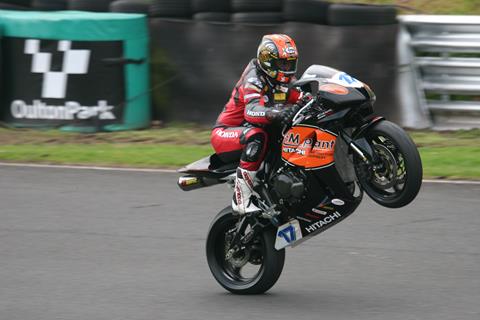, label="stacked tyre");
[283,0,330,25]
[0,0,31,10]
[68,0,114,12]
[327,3,397,26]
[109,0,152,14]
[149,0,191,18]
[231,0,283,24]
[192,0,230,23]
